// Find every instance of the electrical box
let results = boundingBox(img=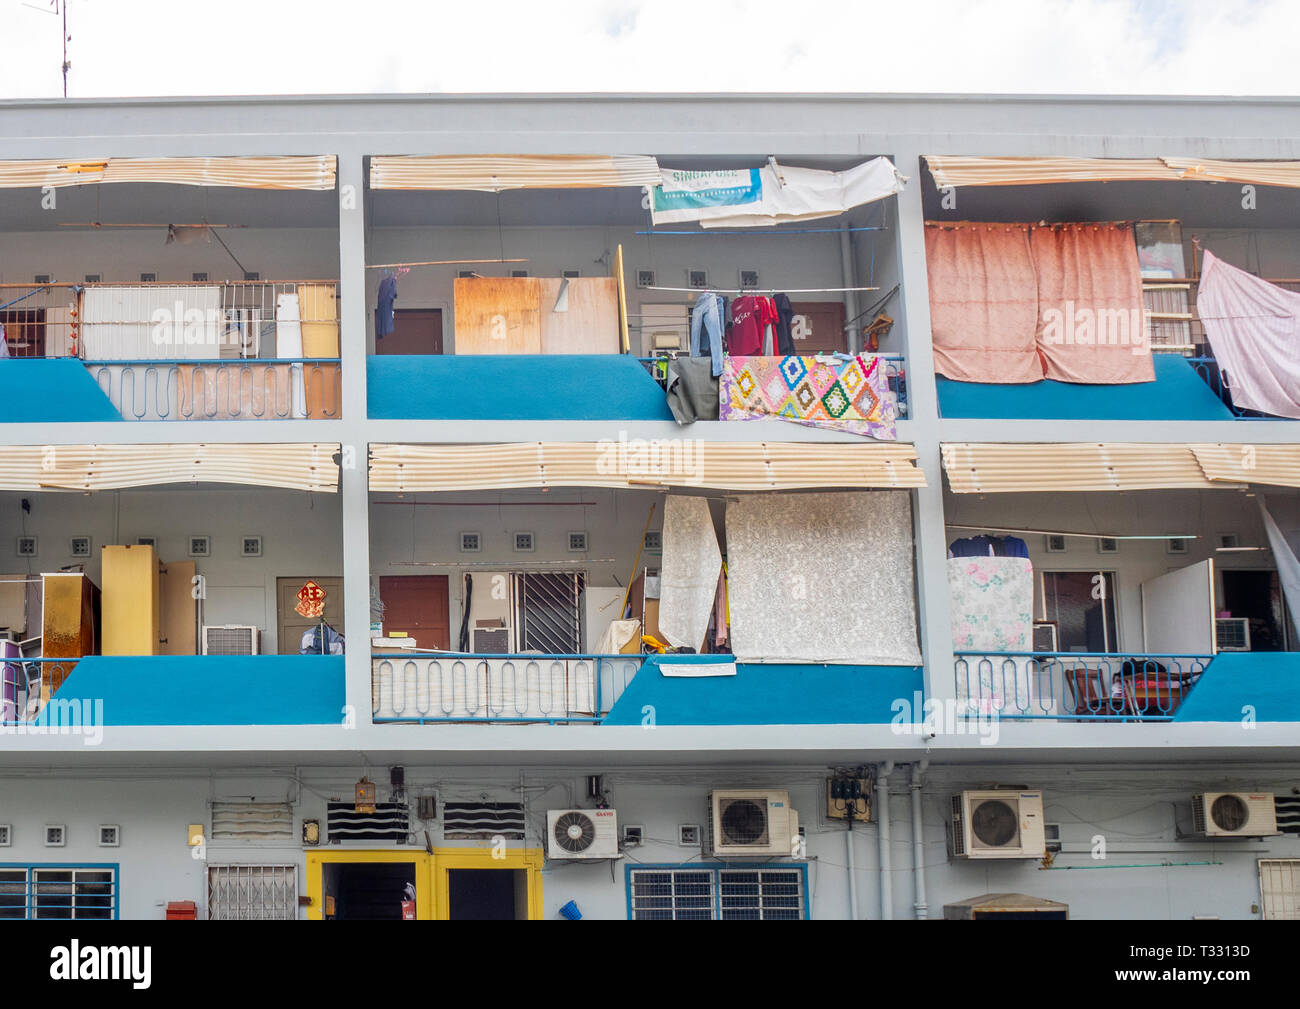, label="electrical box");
[826,777,872,821]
